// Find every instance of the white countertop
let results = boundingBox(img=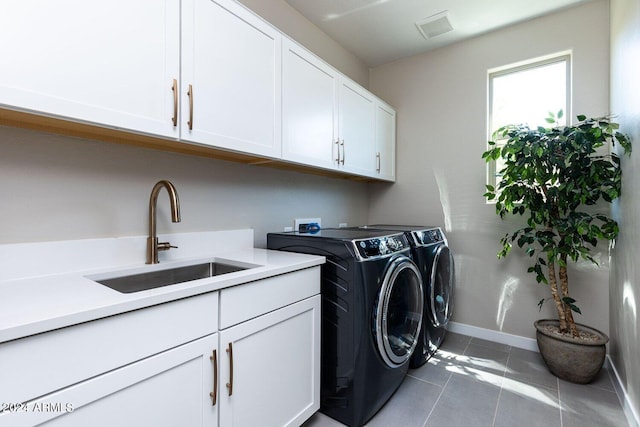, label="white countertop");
[0,230,324,344]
